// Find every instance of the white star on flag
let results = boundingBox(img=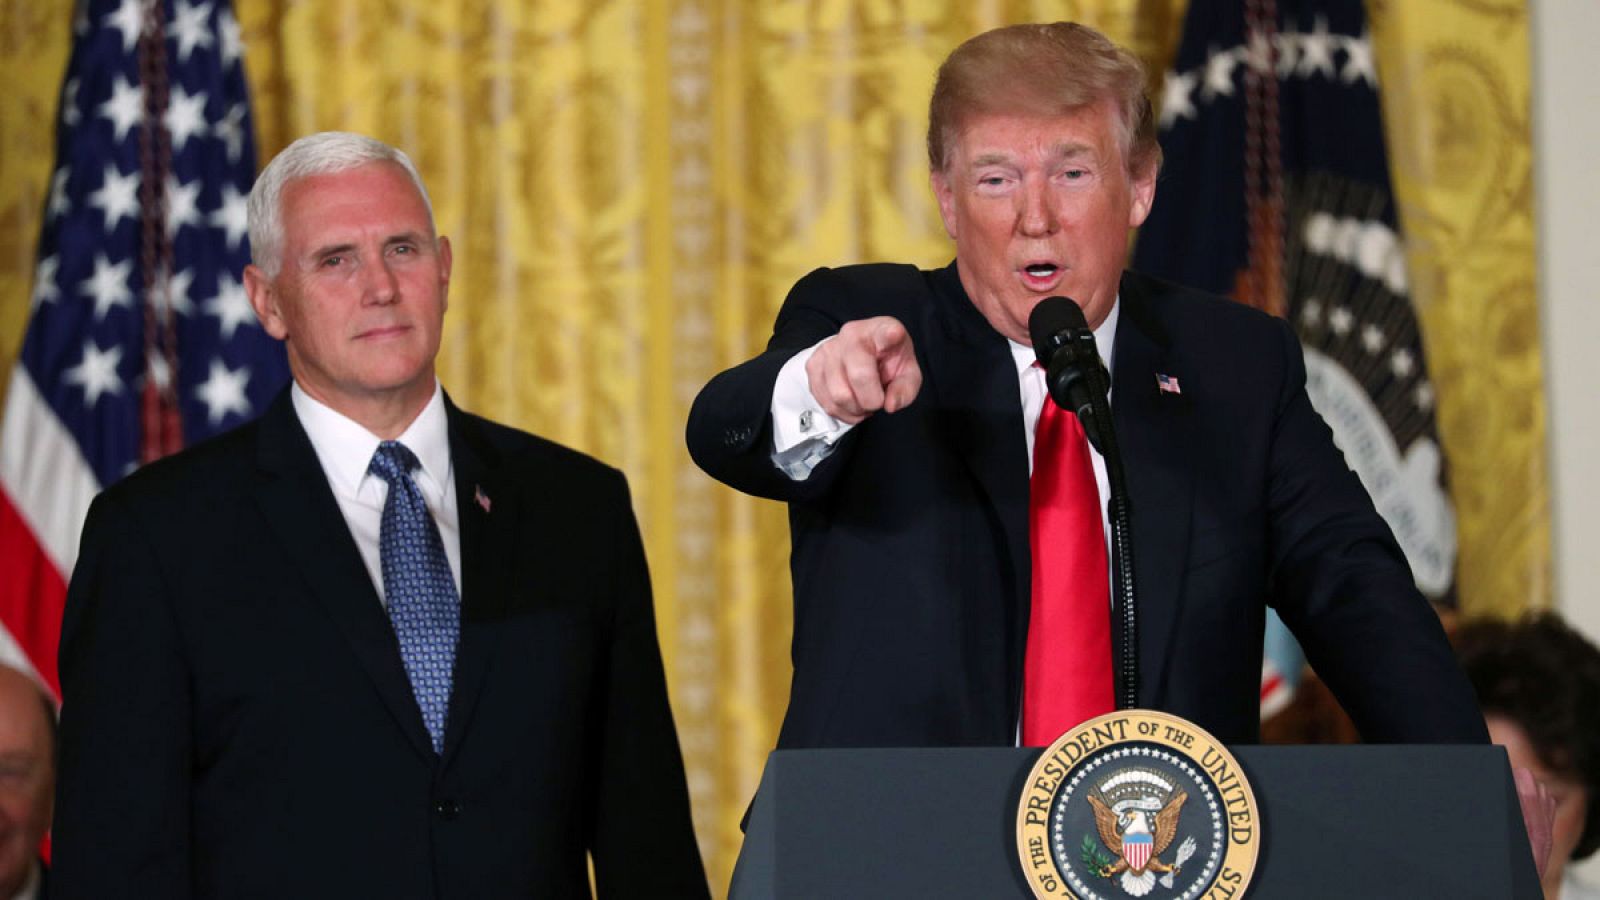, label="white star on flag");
[168,0,216,65]
[218,8,243,67]
[147,354,173,392]
[166,175,202,238]
[1342,31,1377,86]
[157,268,197,318]
[1202,47,1238,100]
[104,0,143,54]
[205,272,256,339]
[215,103,247,162]
[195,358,252,424]
[88,163,140,230]
[164,84,210,152]
[98,75,143,142]
[210,184,249,250]
[1275,30,1300,77]
[1246,29,1273,74]
[63,340,125,406]
[62,78,82,127]
[31,256,60,309]
[47,167,72,221]
[1298,17,1337,79]
[80,253,134,320]
[1159,70,1199,129]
